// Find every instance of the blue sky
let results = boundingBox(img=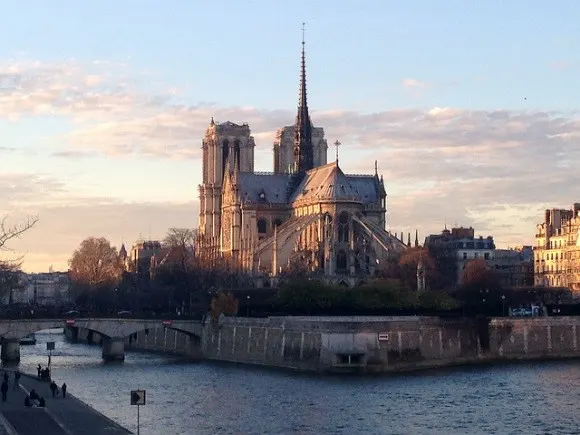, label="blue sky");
[1,0,579,271]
